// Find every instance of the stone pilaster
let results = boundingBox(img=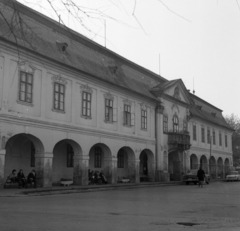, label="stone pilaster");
[147,160,156,181]
[35,153,53,187]
[155,102,165,181]
[128,159,140,183]
[0,149,6,185]
[103,157,117,184]
[73,155,89,186]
